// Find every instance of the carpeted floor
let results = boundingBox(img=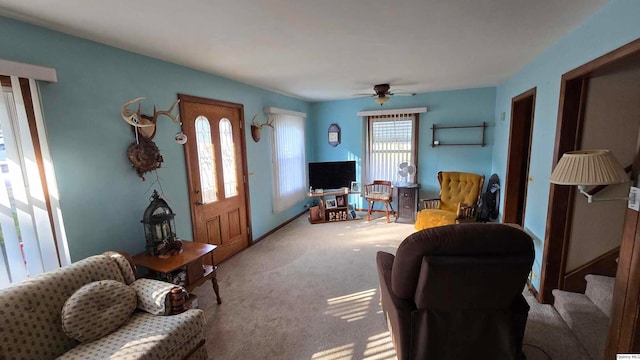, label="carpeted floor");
[192,212,588,360]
